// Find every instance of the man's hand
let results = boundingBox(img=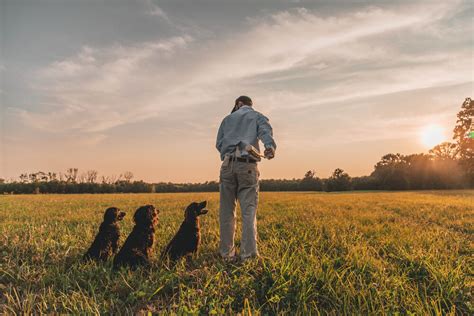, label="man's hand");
[264,147,275,160]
